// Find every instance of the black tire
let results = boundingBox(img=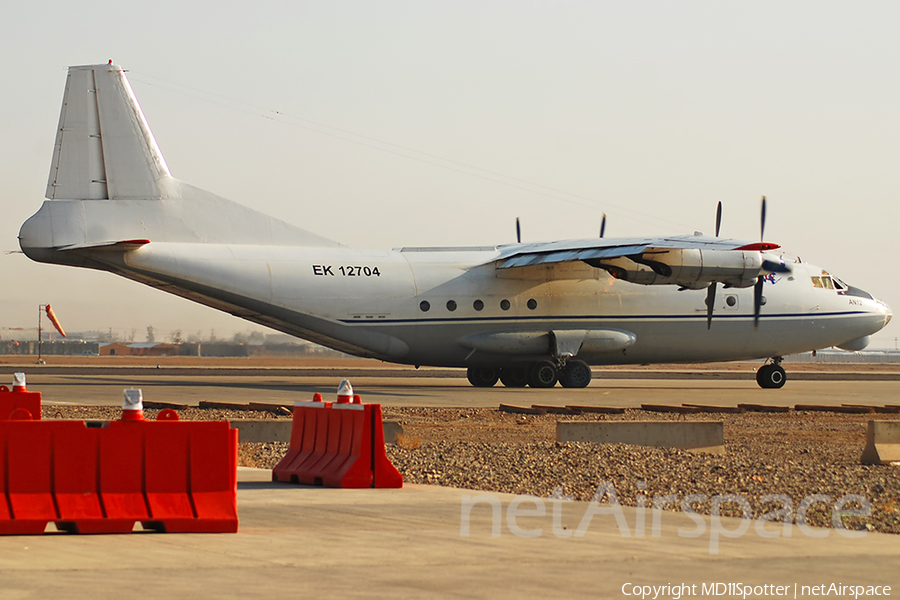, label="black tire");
[560,360,592,388]
[756,364,786,389]
[499,367,529,387]
[467,367,499,387]
[528,361,559,388]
